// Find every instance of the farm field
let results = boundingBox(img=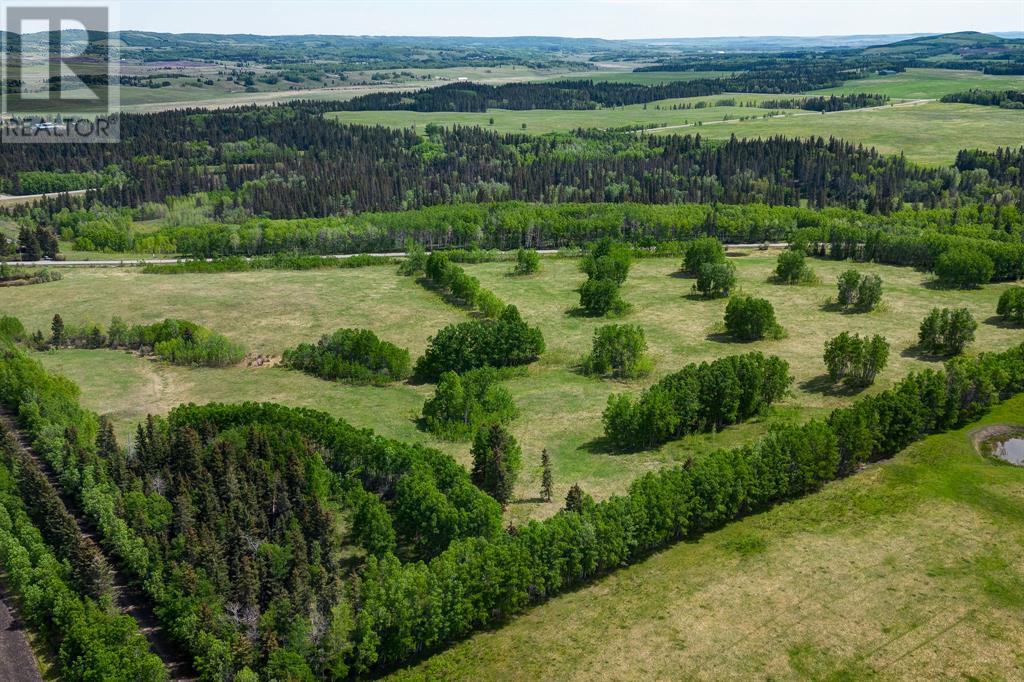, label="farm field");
[811,67,1024,98]
[668,101,1024,166]
[391,395,1024,680]
[5,253,1021,524]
